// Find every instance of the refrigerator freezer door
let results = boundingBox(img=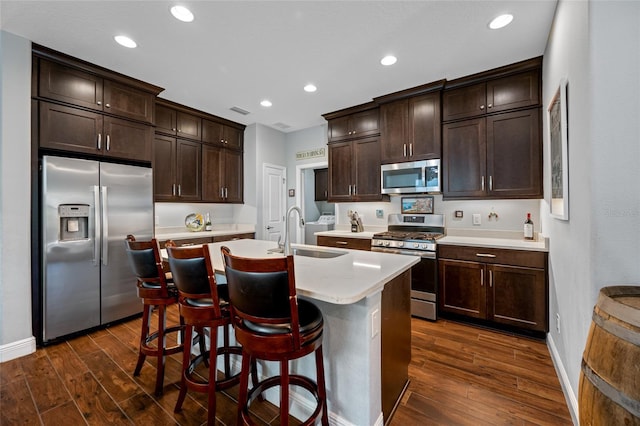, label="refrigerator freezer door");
[99,162,152,323]
[42,156,101,341]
